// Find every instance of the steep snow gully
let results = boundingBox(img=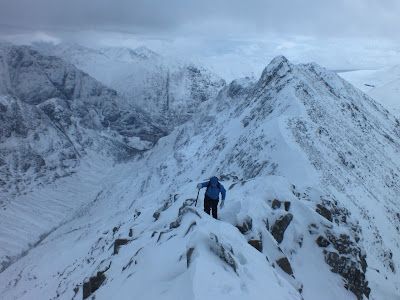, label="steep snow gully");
[1,52,400,300]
